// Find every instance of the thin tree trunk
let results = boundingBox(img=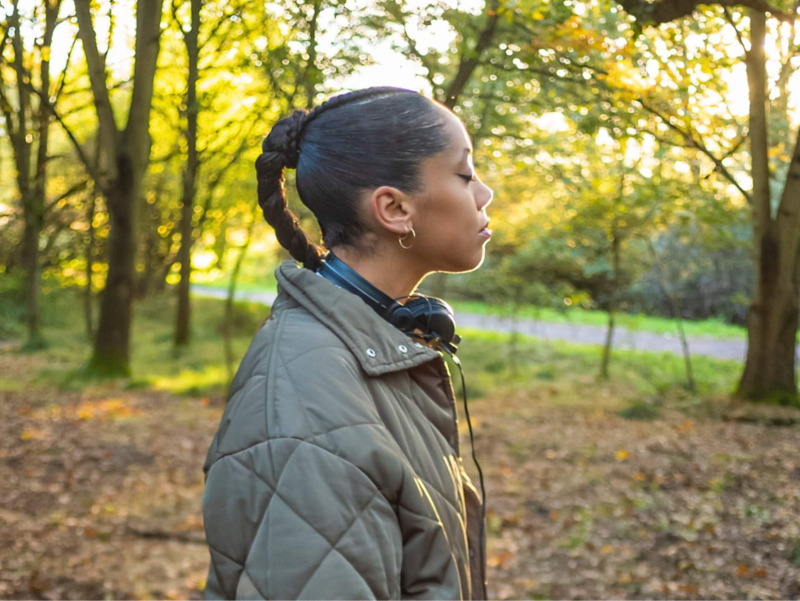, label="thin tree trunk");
[674,315,696,392]
[600,228,621,379]
[508,296,520,378]
[175,0,201,347]
[22,194,44,348]
[647,239,696,391]
[224,206,258,390]
[84,192,96,340]
[24,0,59,349]
[305,0,322,110]
[600,309,615,379]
